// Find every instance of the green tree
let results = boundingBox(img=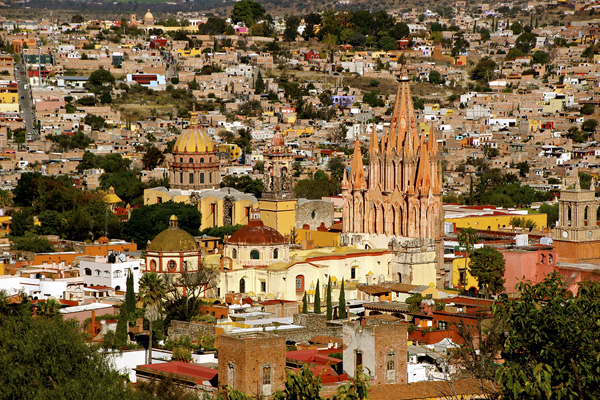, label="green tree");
[230,0,266,27]
[88,69,115,87]
[468,246,505,296]
[510,21,523,35]
[220,175,264,197]
[471,58,496,82]
[11,233,55,253]
[122,201,202,249]
[126,271,136,316]
[582,119,599,132]
[314,279,321,314]
[284,15,301,42]
[100,171,144,205]
[326,277,332,320]
[428,70,443,84]
[406,293,424,312]
[458,227,478,287]
[113,303,128,349]
[11,208,34,236]
[363,91,384,107]
[338,279,347,319]
[254,70,265,94]
[515,31,537,54]
[0,311,133,398]
[516,161,529,178]
[142,145,165,170]
[327,156,346,182]
[494,273,600,399]
[532,50,550,64]
[580,103,595,116]
[37,210,63,235]
[302,291,308,314]
[139,272,166,364]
